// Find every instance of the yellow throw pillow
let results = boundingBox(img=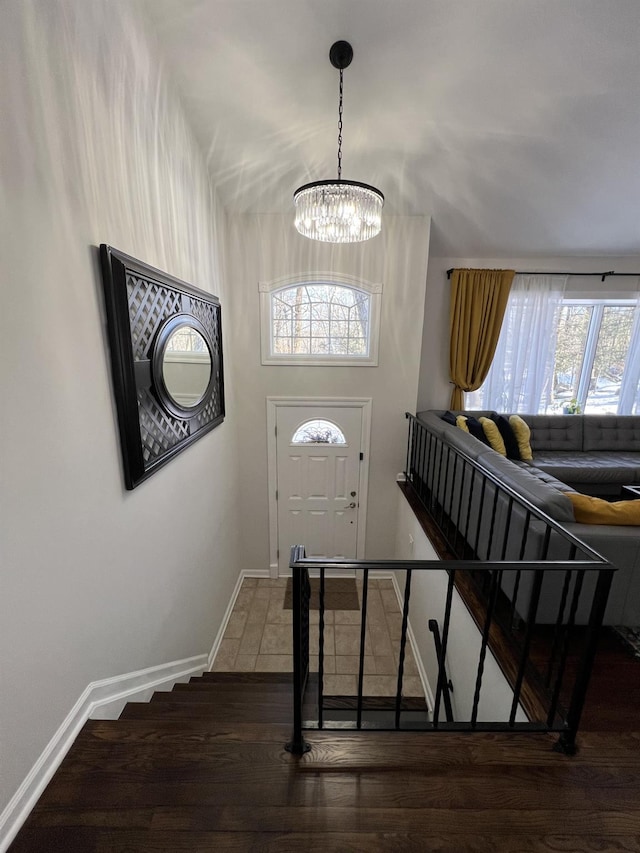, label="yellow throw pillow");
[479,416,506,456]
[509,414,533,461]
[456,415,470,432]
[565,492,640,525]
